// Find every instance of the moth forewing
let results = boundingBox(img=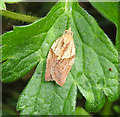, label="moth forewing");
[45,27,75,86]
